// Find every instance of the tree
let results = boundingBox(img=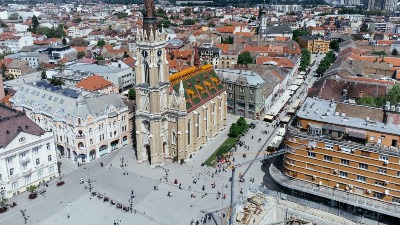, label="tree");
[183,8,191,17]
[221,36,234,44]
[77,51,85,59]
[69,37,89,47]
[35,27,66,38]
[27,185,37,194]
[292,29,309,42]
[393,49,399,56]
[356,96,376,106]
[128,88,135,100]
[352,33,364,40]
[0,197,8,209]
[50,77,64,86]
[31,15,39,33]
[41,70,47,79]
[183,19,196,26]
[62,37,67,45]
[229,123,241,138]
[97,40,106,47]
[236,117,248,133]
[237,51,253,65]
[330,40,340,51]
[1,64,6,79]
[73,17,82,23]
